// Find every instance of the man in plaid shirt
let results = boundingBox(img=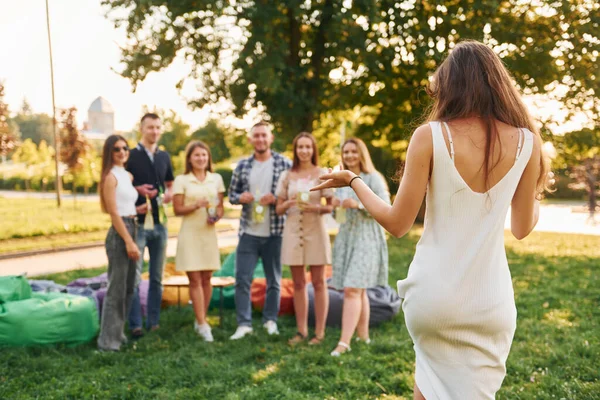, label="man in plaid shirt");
[228,121,292,340]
